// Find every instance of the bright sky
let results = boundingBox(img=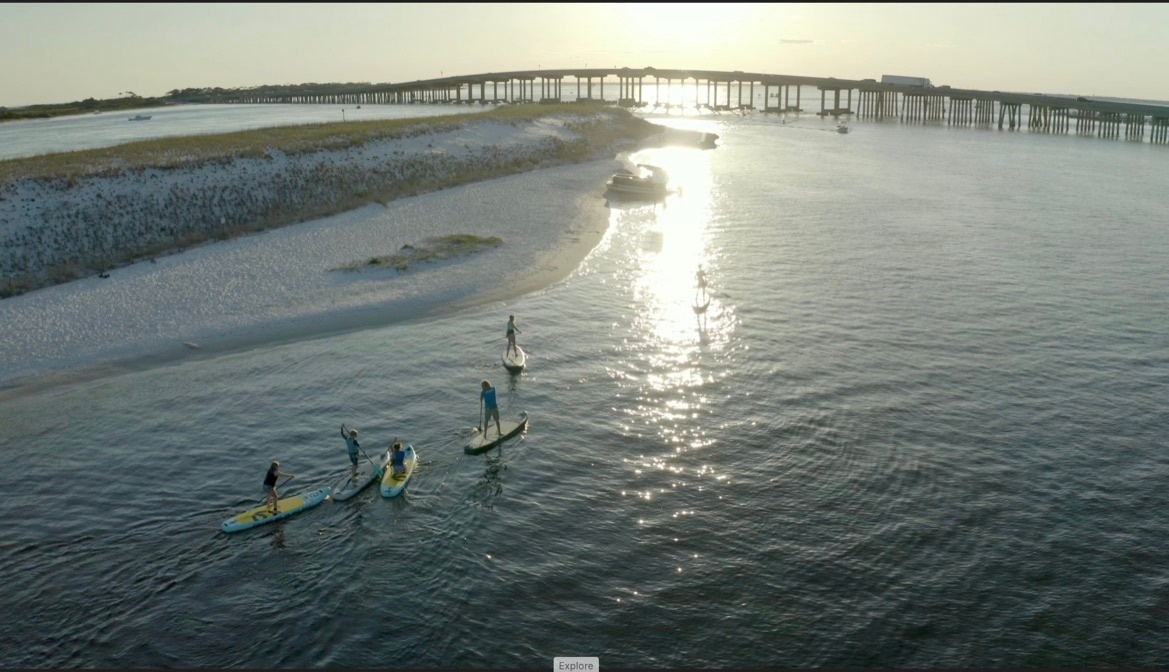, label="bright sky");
[3,3,1167,107]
